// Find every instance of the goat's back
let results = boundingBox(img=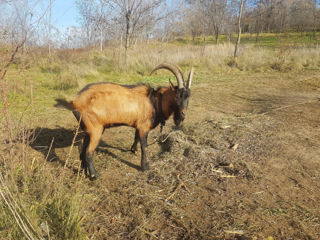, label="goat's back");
[73,83,154,127]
